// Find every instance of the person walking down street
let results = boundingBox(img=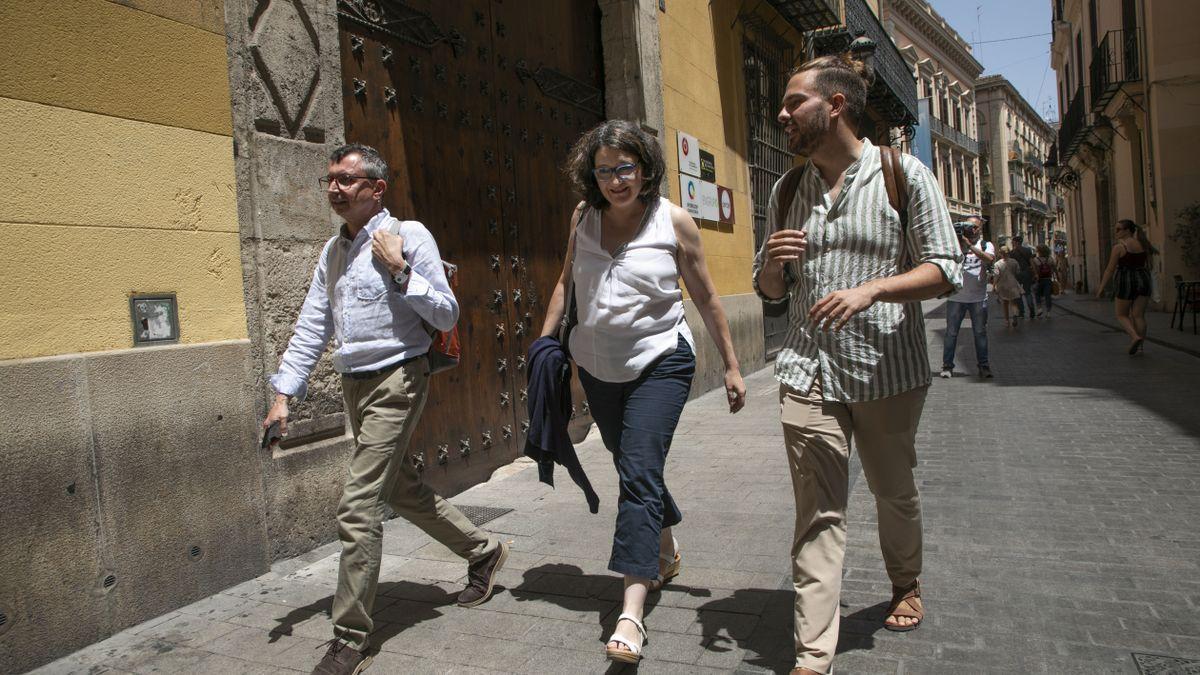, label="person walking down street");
[752,53,962,675]
[264,144,509,675]
[1009,234,1038,319]
[1096,218,1157,354]
[539,120,747,665]
[1054,246,1070,293]
[992,247,1024,328]
[1034,244,1056,316]
[941,216,995,379]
